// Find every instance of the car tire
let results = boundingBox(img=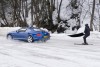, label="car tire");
[27,36,33,43]
[7,35,13,40]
